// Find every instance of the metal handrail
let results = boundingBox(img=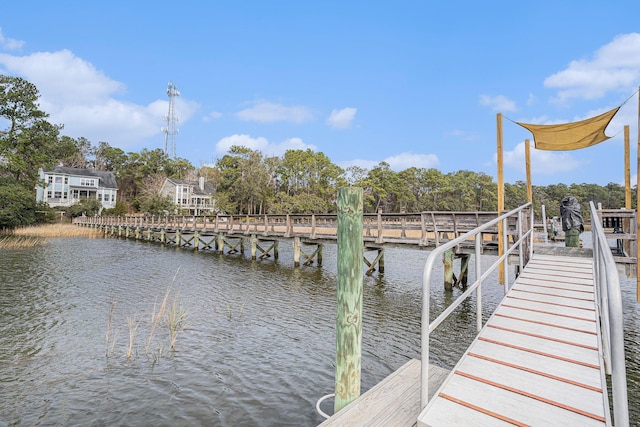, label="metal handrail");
[590,201,629,426]
[420,202,534,409]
